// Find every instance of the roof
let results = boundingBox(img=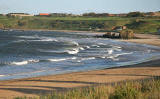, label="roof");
[39,13,50,15]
